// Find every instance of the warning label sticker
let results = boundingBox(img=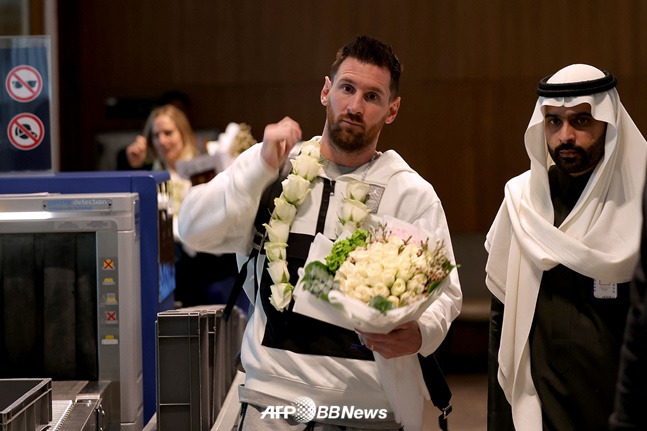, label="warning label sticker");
[7,113,44,150]
[5,65,43,102]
